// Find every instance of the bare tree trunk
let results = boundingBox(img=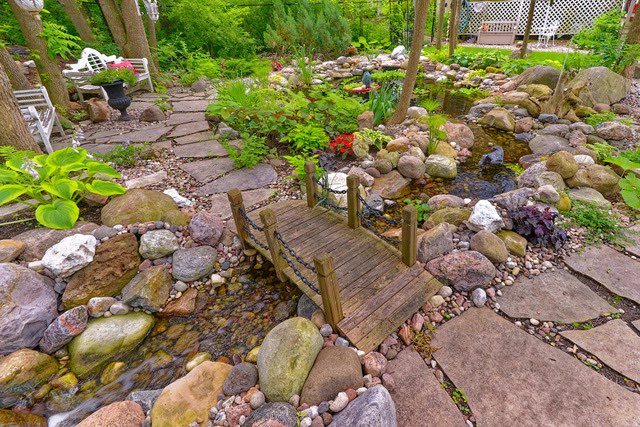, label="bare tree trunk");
[0,62,42,152]
[448,0,458,56]
[387,0,430,125]
[520,0,536,59]
[0,48,32,90]
[146,15,159,70]
[8,0,71,111]
[623,6,640,78]
[435,0,446,50]
[58,0,96,43]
